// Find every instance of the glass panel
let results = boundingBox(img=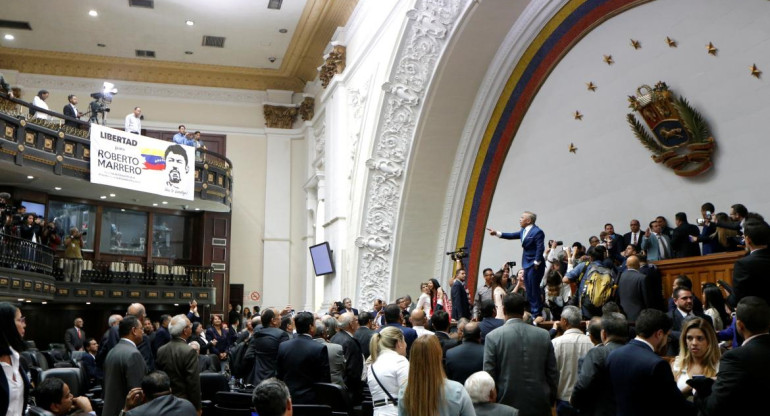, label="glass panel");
[152,214,190,259]
[100,208,147,256]
[46,201,96,251]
